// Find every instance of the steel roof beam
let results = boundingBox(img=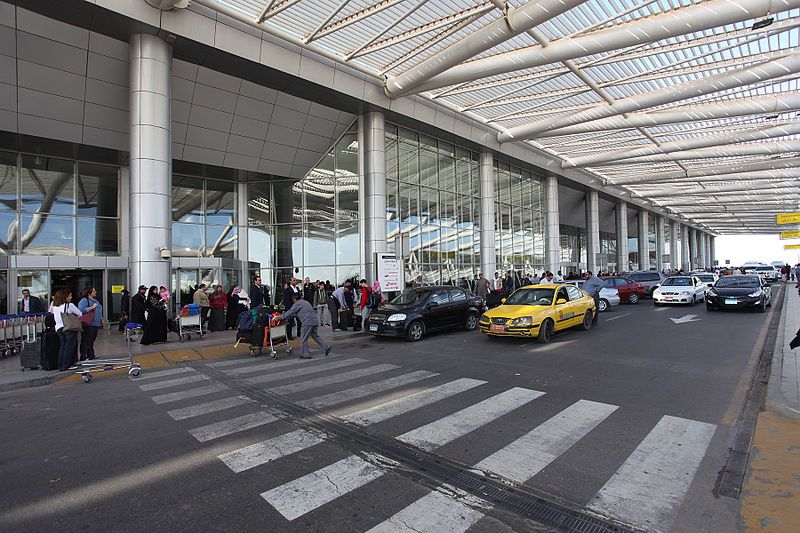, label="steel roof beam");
[500,52,800,143]
[632,169,800,186]
[383,0,585,97]
[611,157,800,185]
[644,185,800,198]
[599,143,800,165]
